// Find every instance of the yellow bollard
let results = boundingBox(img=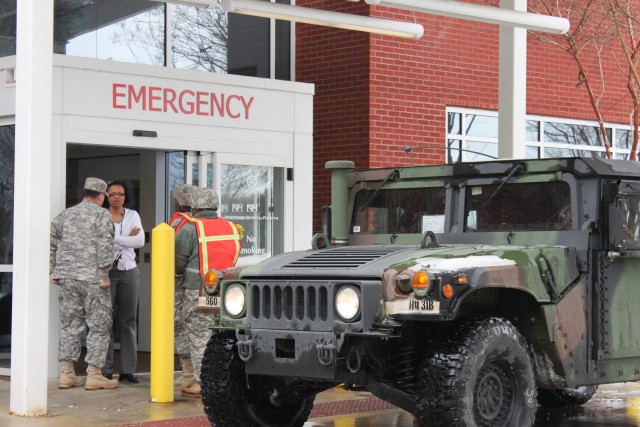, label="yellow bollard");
[150,223,175,403]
